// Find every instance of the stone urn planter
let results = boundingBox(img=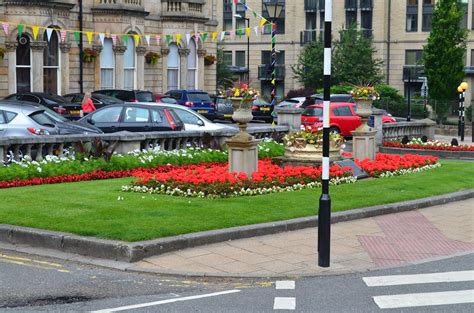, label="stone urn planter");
[229,97,254,141]
[353,98,374,132]
[284,143,342,162]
